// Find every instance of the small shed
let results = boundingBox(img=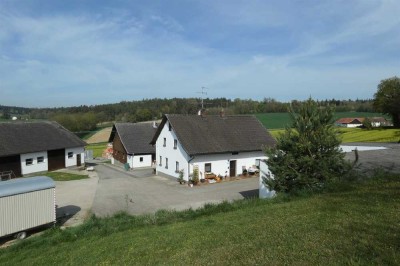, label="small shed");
[0,176,56,238]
